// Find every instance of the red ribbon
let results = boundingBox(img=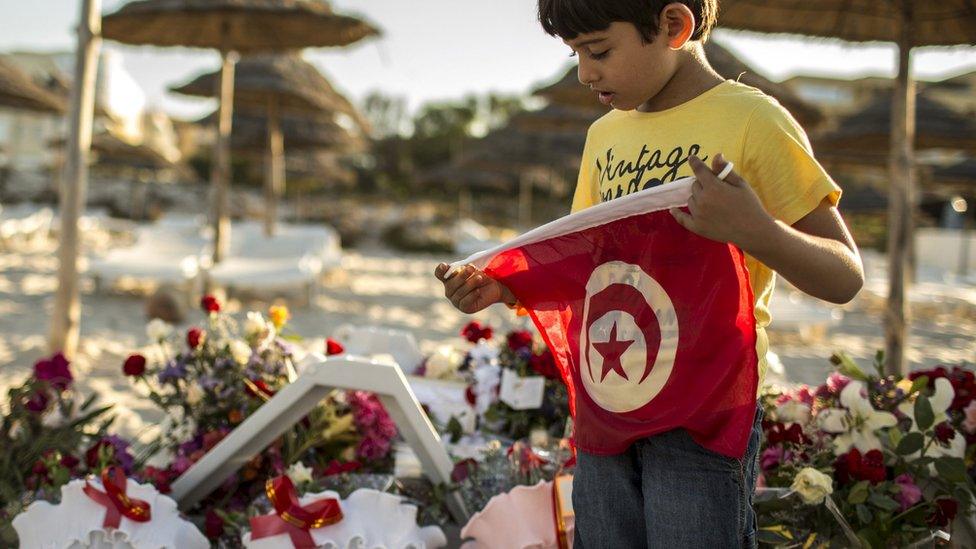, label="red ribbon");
[249,476,343,548]
[83,466,152,528]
